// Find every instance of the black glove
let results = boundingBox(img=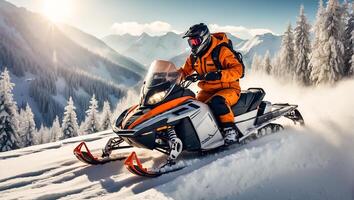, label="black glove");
[204,71,222,81]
